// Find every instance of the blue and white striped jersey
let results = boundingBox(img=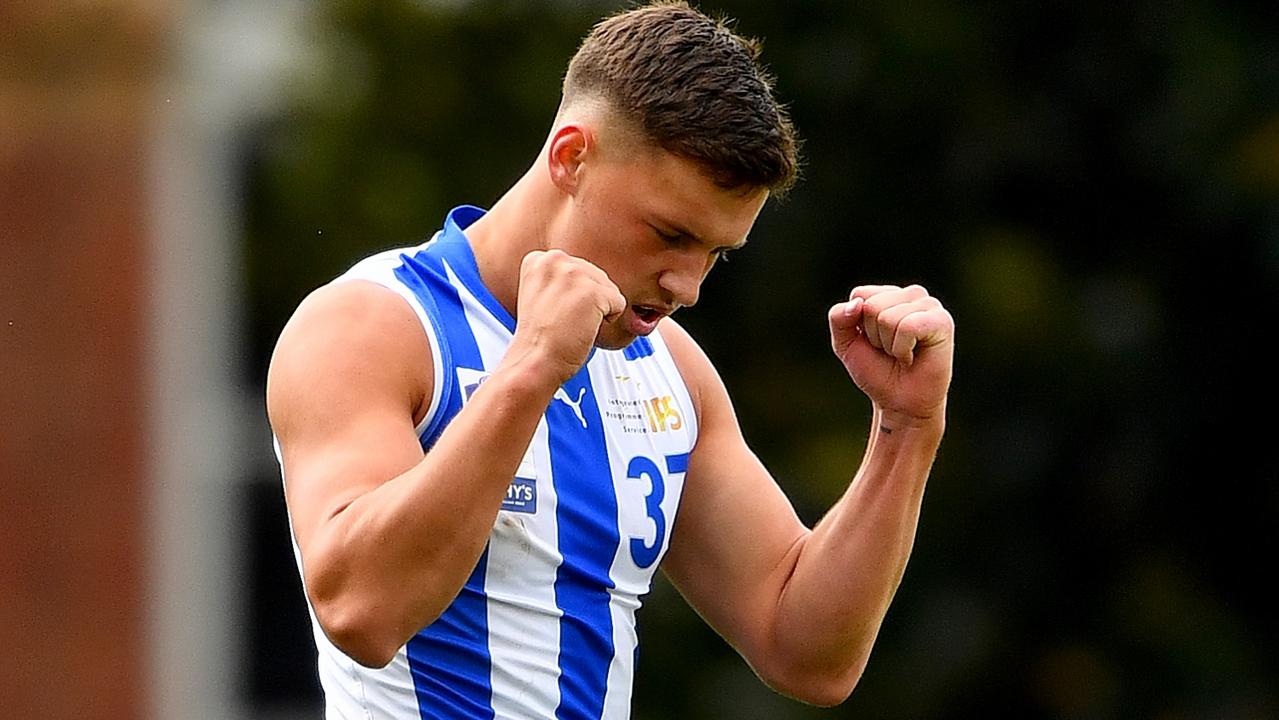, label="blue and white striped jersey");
[283,205,699,720]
